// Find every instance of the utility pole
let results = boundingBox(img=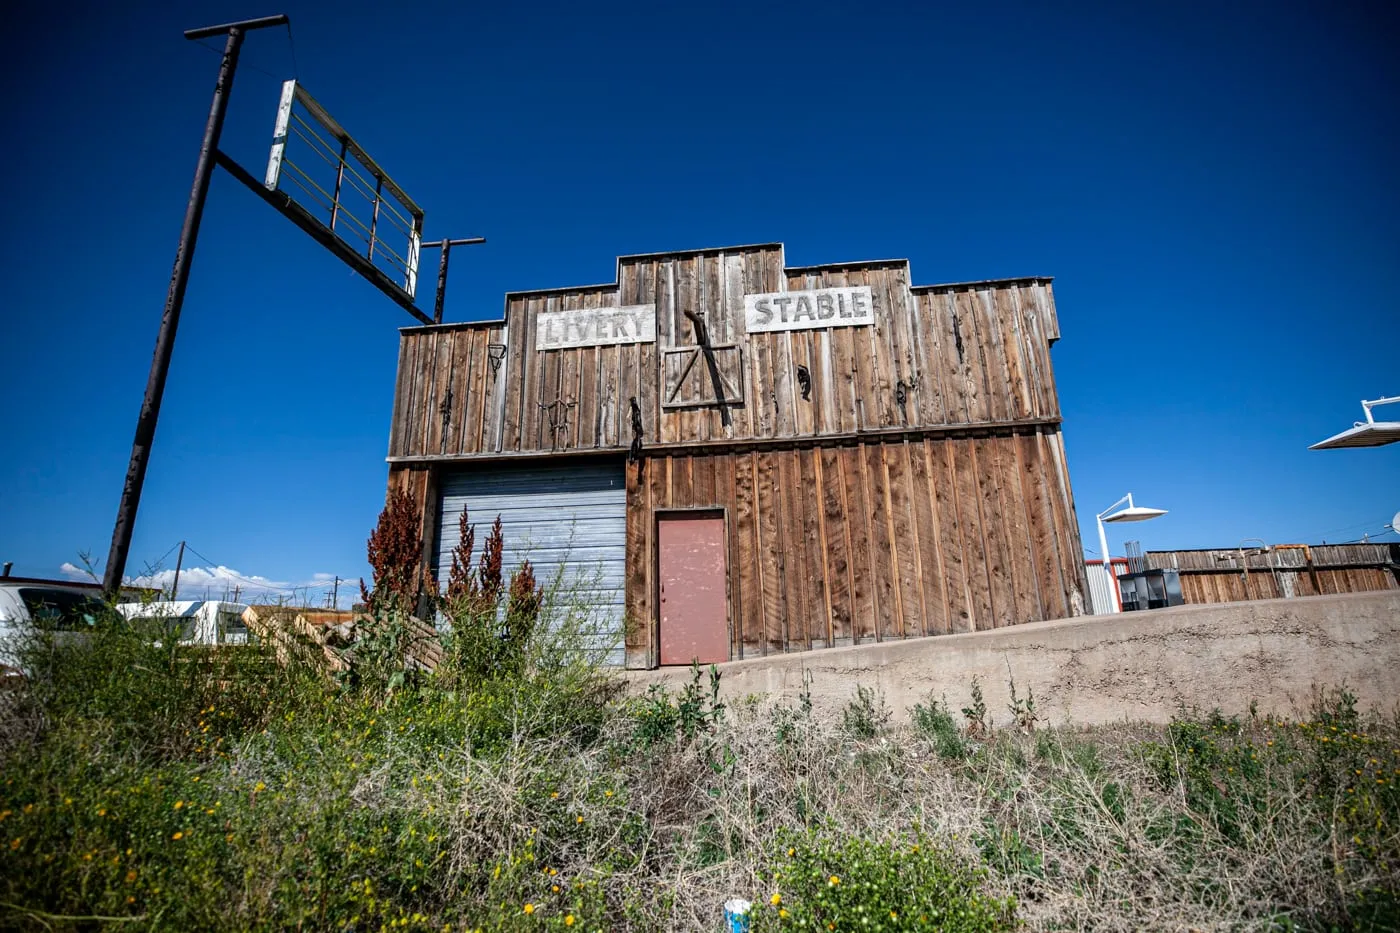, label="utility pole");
[331,575,340,610]
[102,14,290,599]
[170,540,186,601]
